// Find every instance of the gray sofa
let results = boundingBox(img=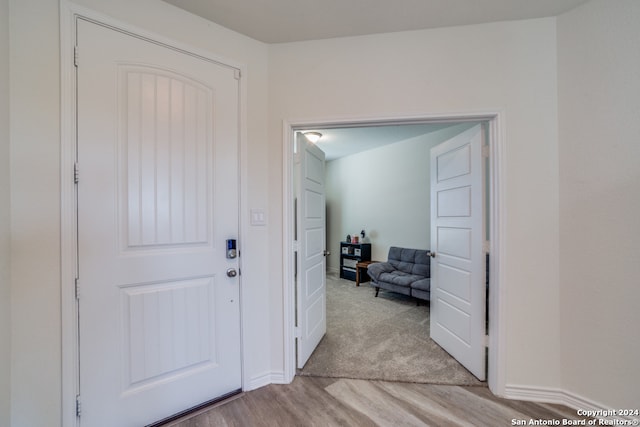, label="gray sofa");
[367,246,431,302]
